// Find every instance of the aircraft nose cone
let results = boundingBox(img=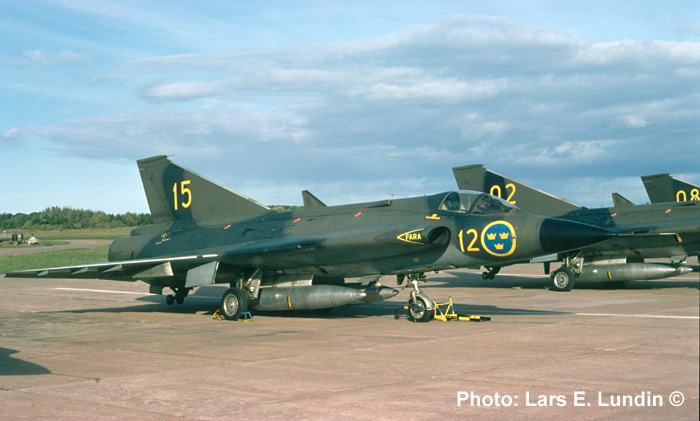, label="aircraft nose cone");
[539,218,613,254]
